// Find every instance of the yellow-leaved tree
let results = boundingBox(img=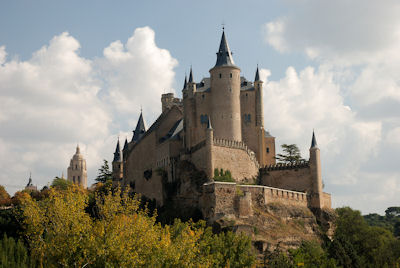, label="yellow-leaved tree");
[19,185,255,267]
